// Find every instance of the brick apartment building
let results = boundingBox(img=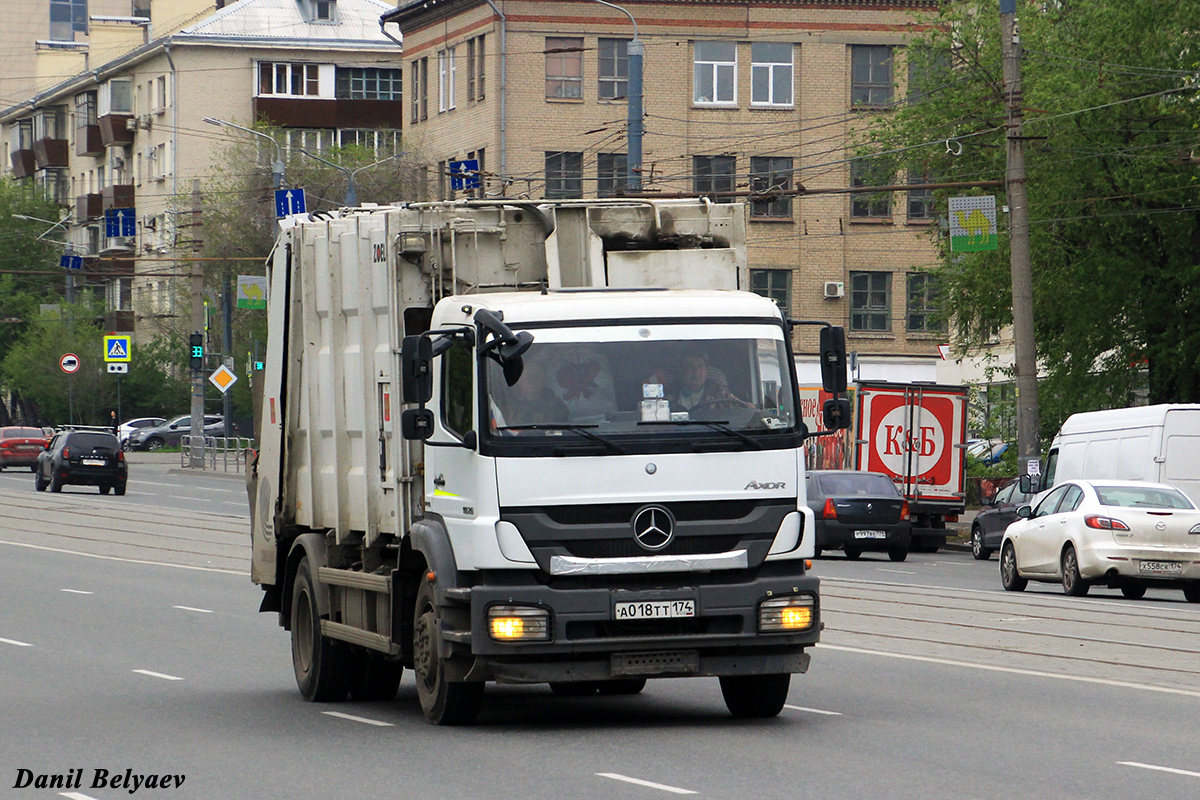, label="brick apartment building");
[382,0,948,374]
